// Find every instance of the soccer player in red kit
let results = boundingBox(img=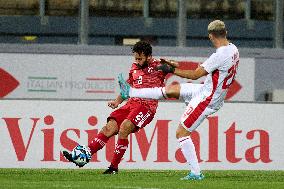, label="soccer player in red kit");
[63,41,168,174]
